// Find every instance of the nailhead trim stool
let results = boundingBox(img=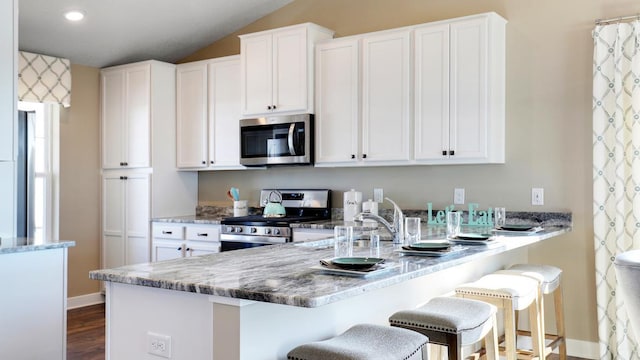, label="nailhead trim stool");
[455,272,544,360]
[506,264,566,360]
[286,324,428,360]
[389,297,499,360]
